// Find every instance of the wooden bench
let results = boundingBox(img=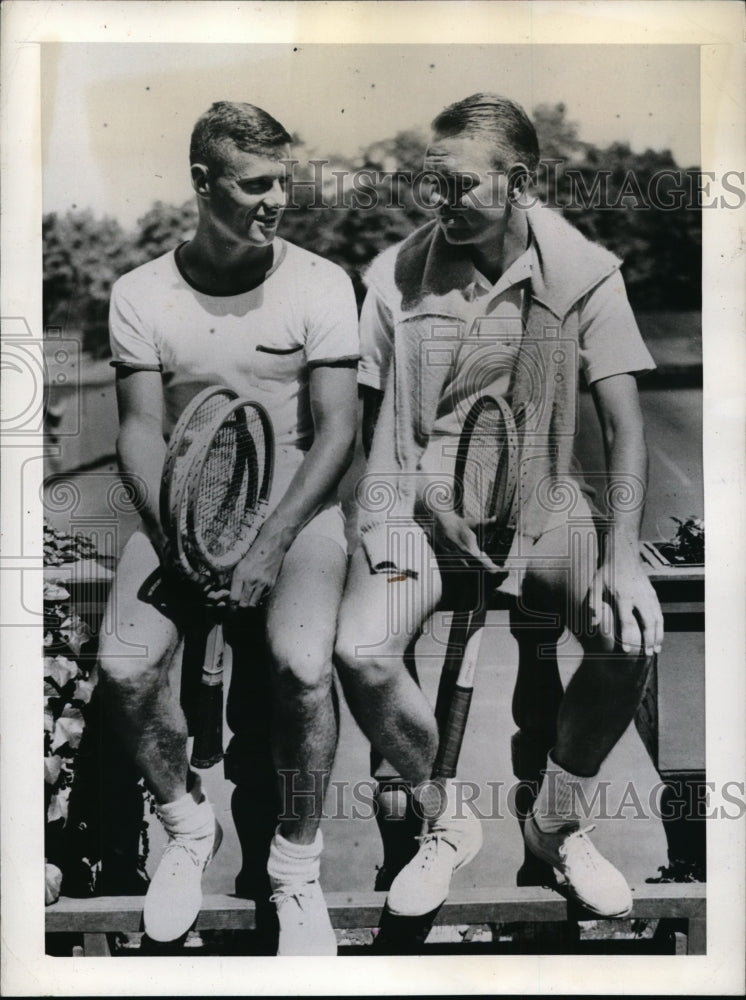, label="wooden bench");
[45,551,706,958]
[46,883,706,956]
